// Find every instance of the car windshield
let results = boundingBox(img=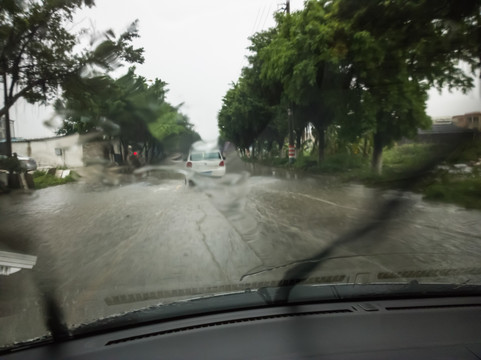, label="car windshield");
[0,0,481,352]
